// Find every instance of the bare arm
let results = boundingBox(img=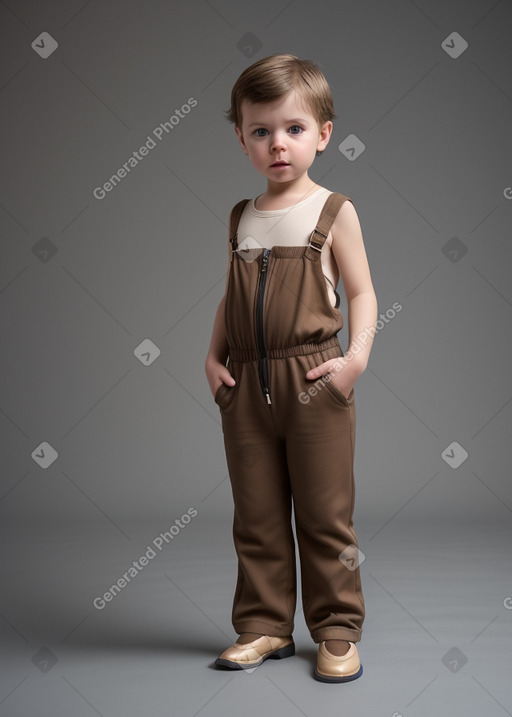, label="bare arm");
[205,293,236,396]
[306,198,378,394]
[206,293,229,366]
[205,214,237,396]
[333,199,378,370]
